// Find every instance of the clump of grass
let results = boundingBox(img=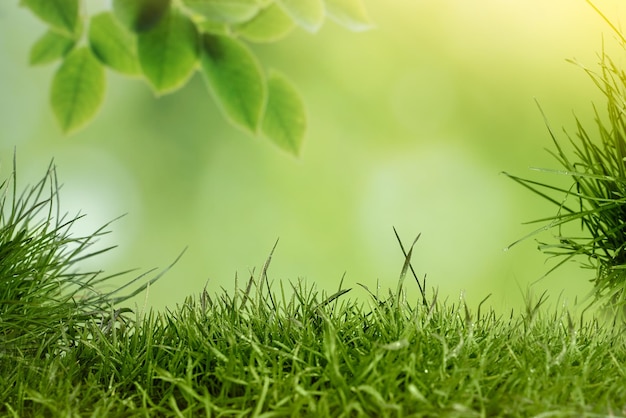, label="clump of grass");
[505,4,626,318]
[0,156,165,406]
